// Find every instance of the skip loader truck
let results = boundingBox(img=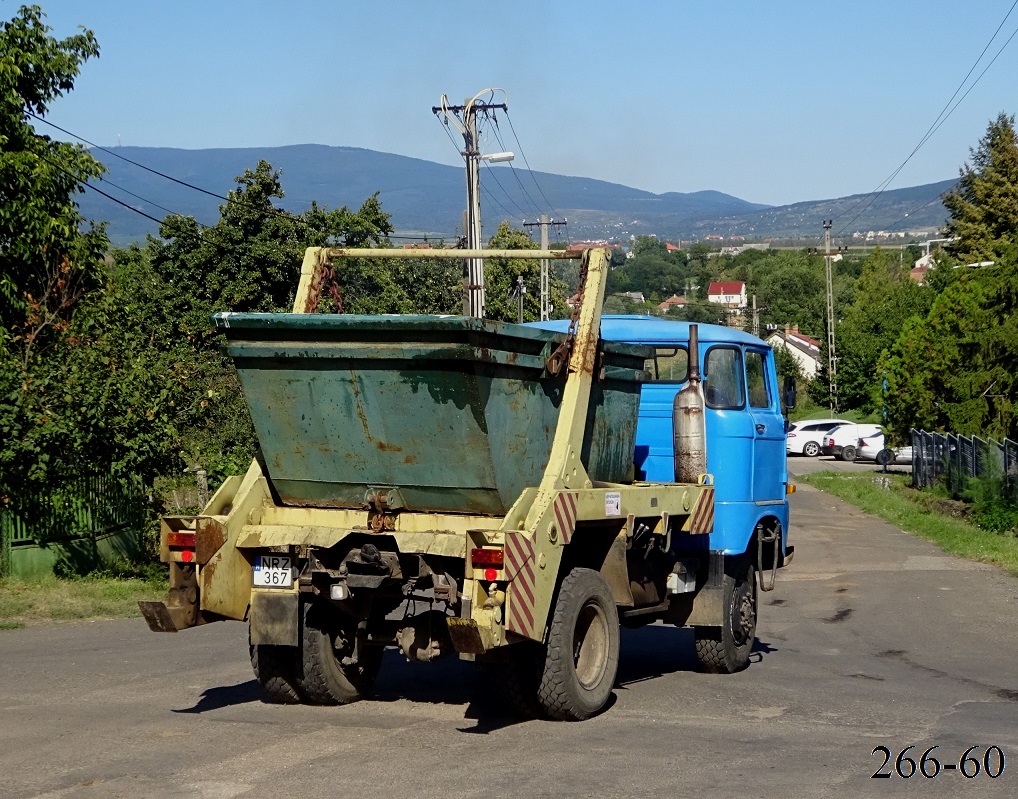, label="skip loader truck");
[141,246,796,720]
